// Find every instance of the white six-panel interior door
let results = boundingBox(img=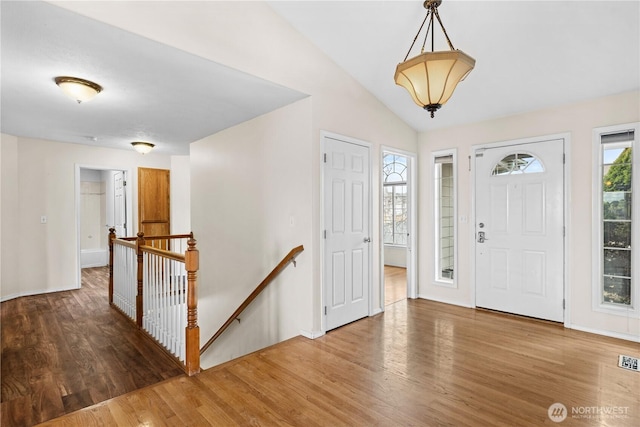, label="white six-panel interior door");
[475,138,565,322]
[323,135,371,331]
